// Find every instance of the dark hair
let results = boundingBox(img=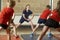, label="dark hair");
[46,5,51,9]
[57,0,60,15]
[9,0,16,7]
[57,0,60,5]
